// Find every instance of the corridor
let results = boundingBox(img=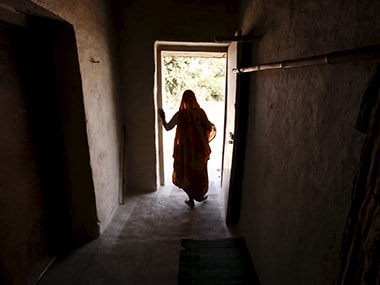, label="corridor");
[37,181,239,284]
